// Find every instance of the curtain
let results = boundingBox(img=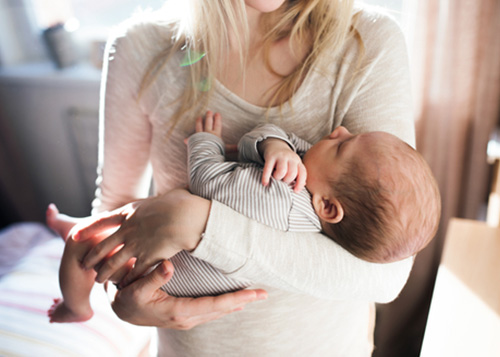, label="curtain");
[374,0,500,355]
